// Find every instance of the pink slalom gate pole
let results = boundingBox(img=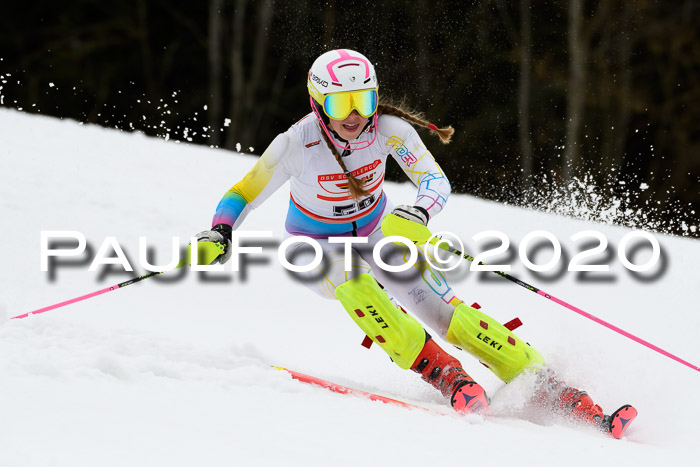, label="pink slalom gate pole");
[11,270,164,320]
[444,245,700,373]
